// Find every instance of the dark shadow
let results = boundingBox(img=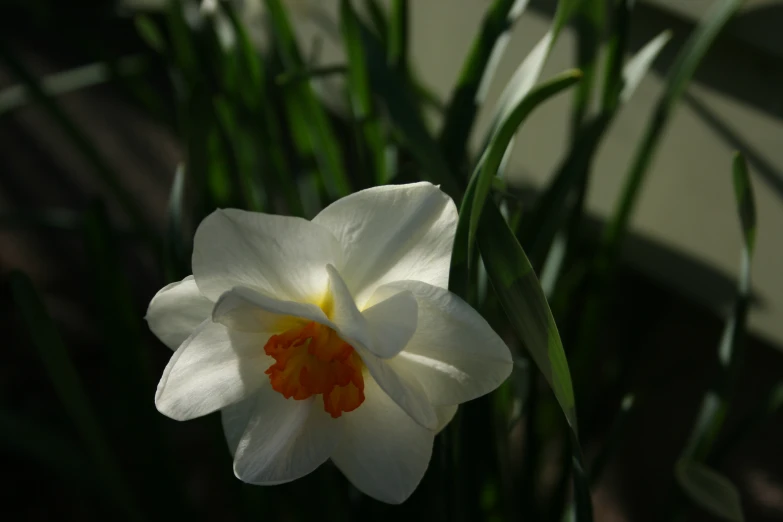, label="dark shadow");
[684,90,783,205]
[528,0,783,123]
